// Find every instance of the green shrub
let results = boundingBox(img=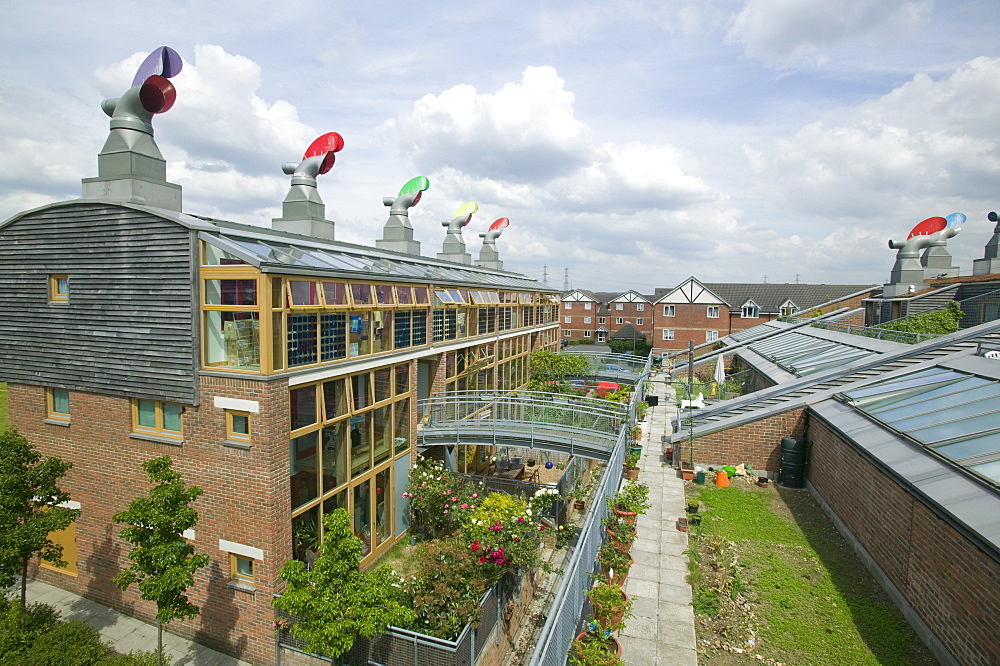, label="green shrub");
[21,619,110,665]
[104,648,168,665]
[0,597,61,662]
